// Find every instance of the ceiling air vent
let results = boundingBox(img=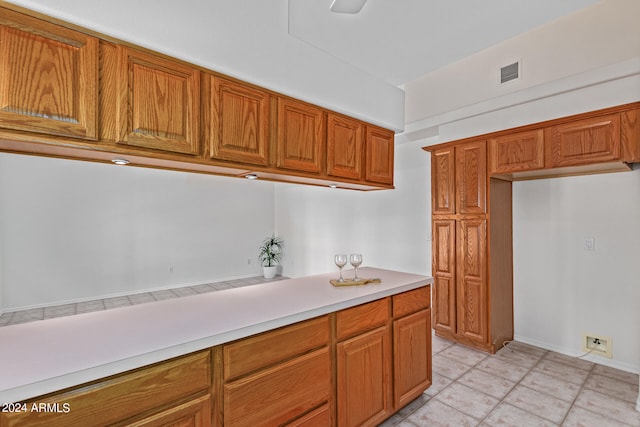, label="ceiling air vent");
[500,61,520,84]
